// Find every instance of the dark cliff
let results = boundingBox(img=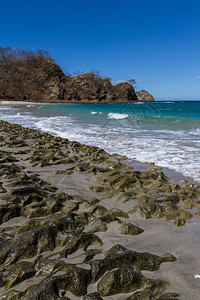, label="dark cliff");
[0,47,154,103]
